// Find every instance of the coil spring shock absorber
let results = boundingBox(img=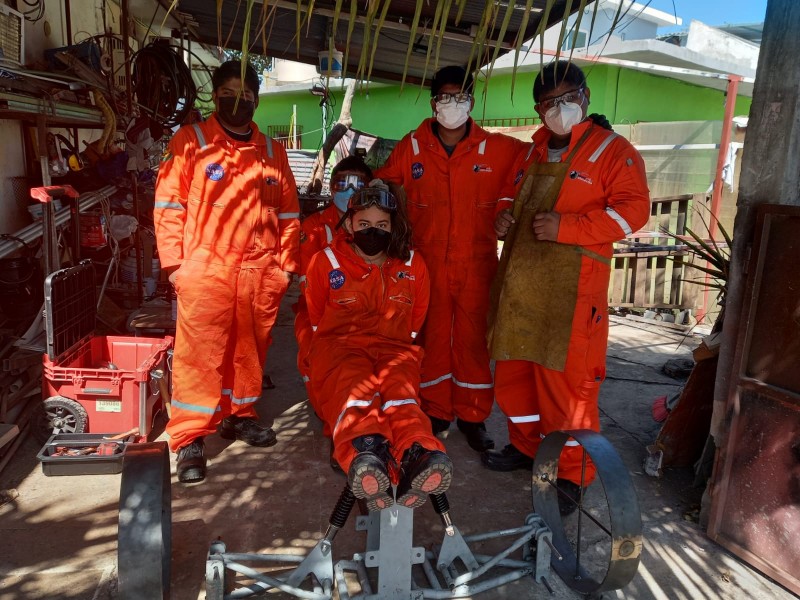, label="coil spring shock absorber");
[430,493,455,536]
[323,485,357,542]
